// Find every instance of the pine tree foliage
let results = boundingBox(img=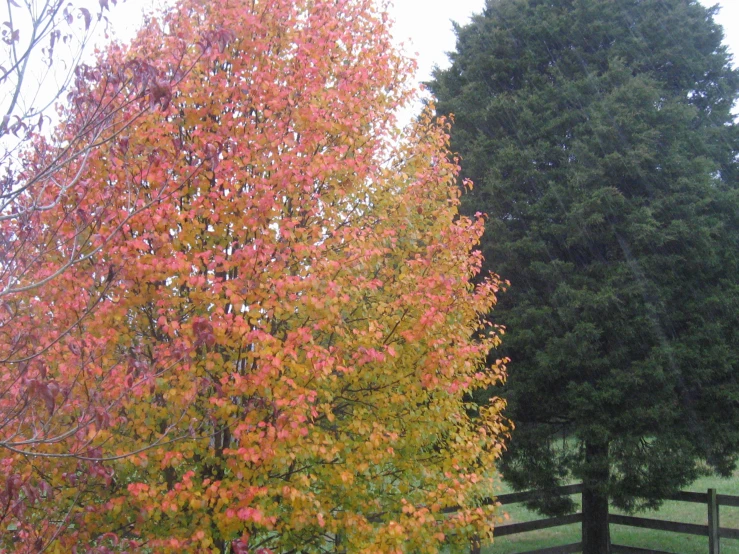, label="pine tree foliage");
[429,0,739,517]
